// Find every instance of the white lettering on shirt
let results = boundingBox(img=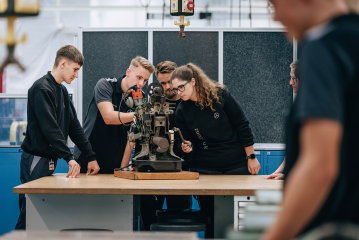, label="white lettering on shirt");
[194,128,208,150]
